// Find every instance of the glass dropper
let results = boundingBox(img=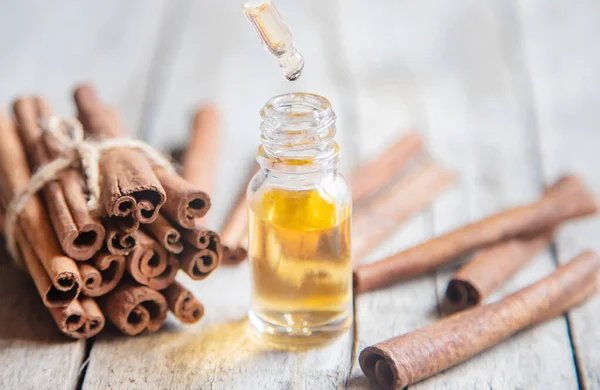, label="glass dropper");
[241,0,304,81]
